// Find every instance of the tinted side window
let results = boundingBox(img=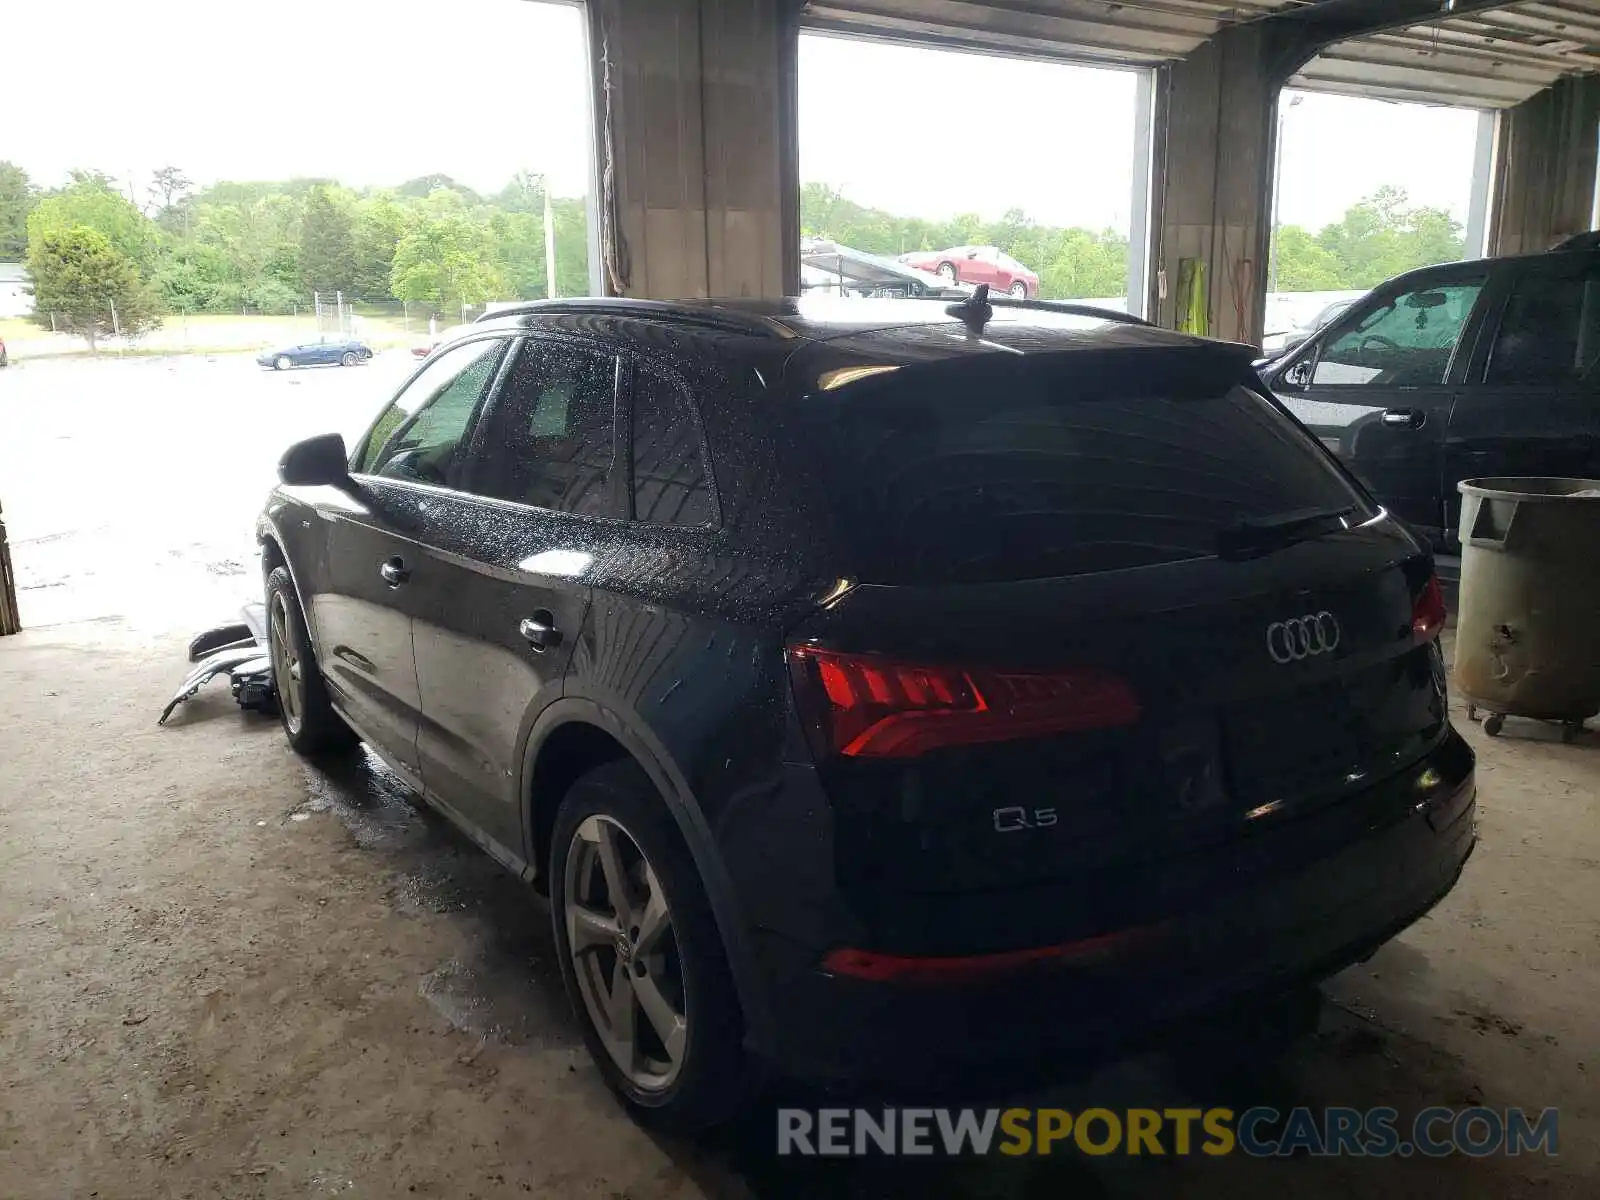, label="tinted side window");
[355,338,506,486]
[630,368,713,527]
[1486,270,1600,385]
[1314,279,1485,387]
[471,339,617,516]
